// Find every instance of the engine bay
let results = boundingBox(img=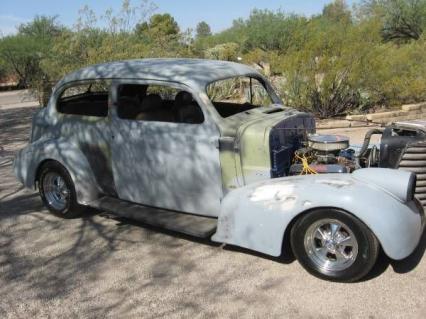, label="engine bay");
[269,119,426,207]
[290,134,354,175]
